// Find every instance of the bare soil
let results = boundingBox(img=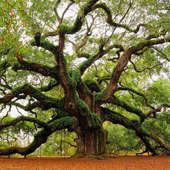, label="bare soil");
[0,155,170,170]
